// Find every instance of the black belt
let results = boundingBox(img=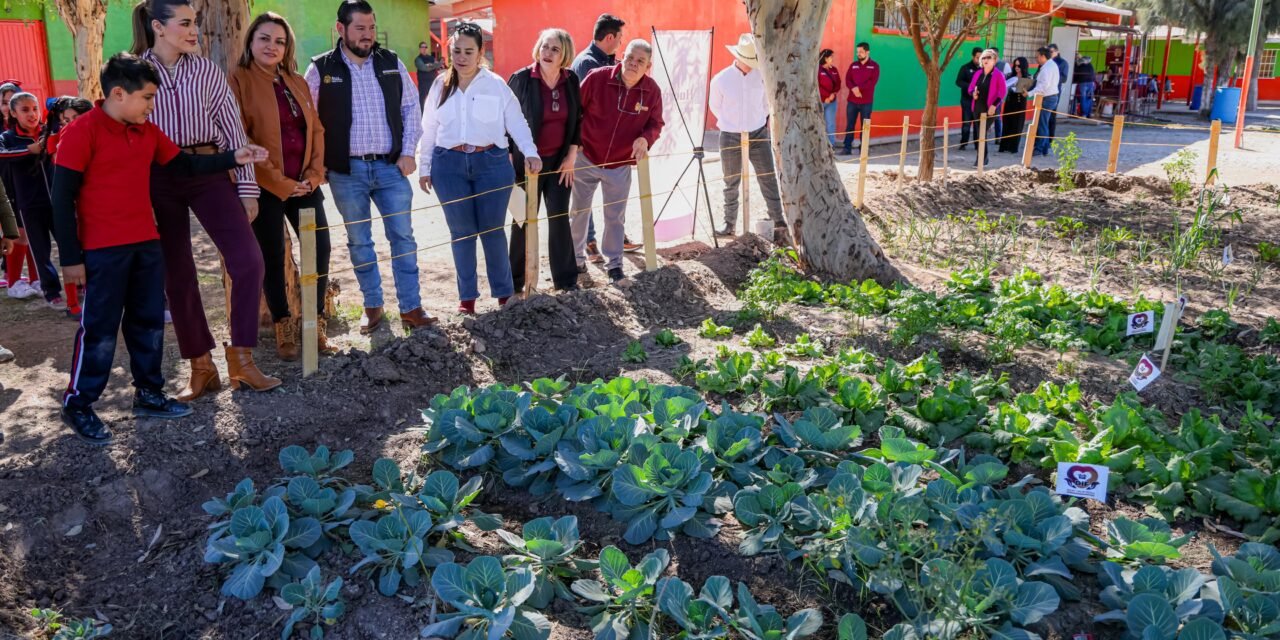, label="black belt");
[352,153,393,162]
